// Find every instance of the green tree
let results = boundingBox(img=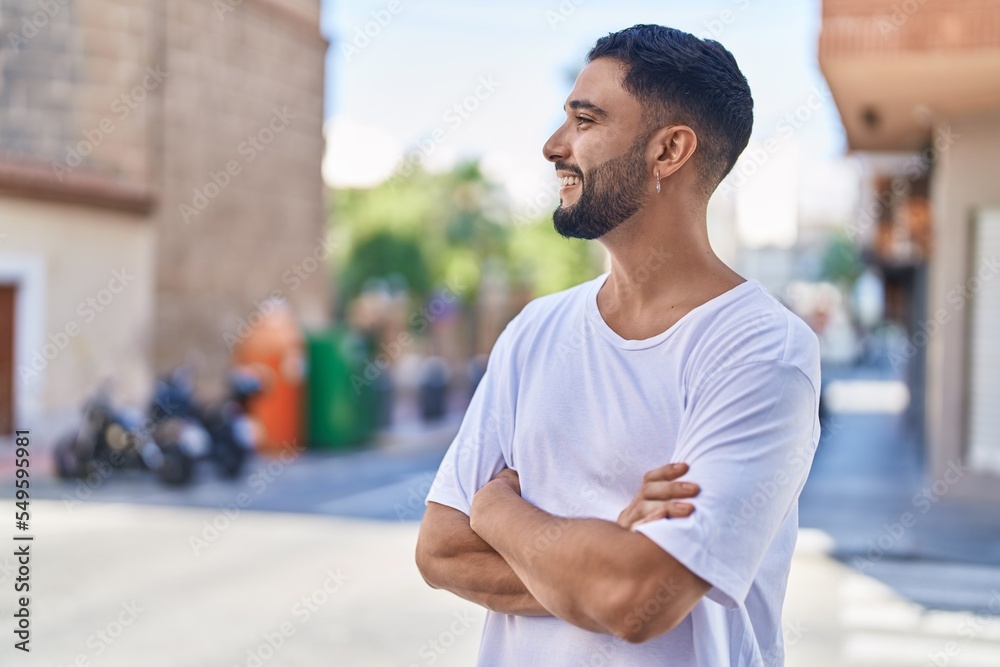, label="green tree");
[339,231,431,302]
[329,158,603,306]
[820,231,863,287]
[507,219,603,295]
